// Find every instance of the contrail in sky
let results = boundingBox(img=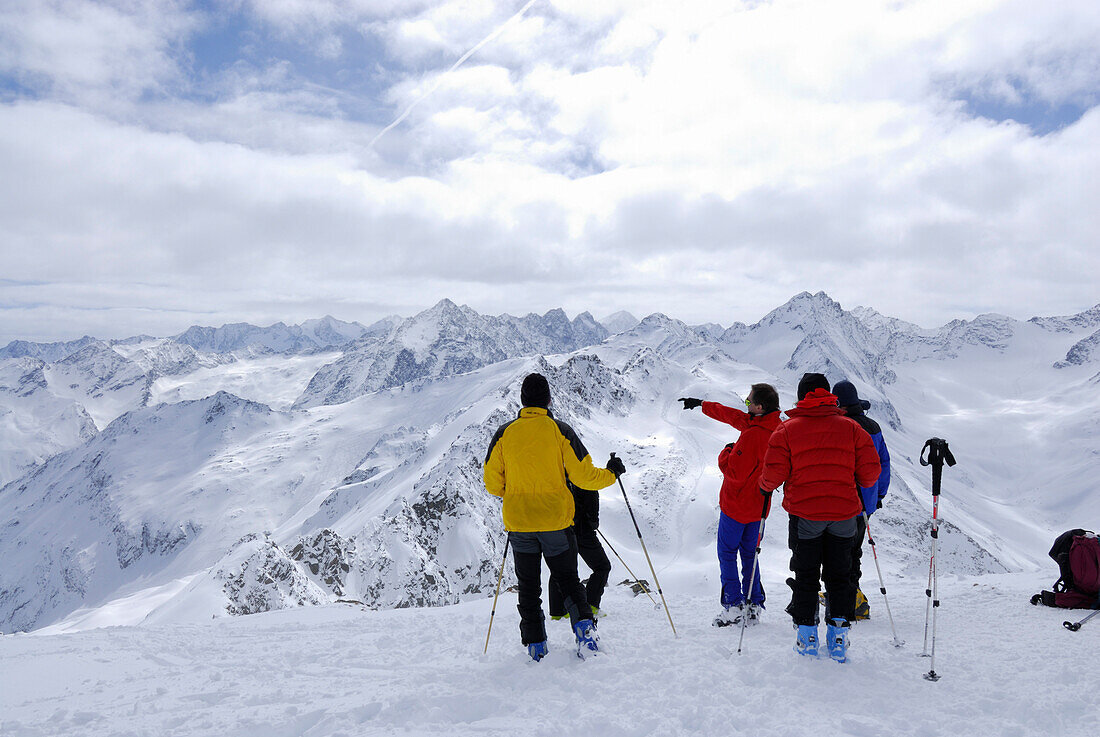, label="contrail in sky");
[370,0,541,148]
